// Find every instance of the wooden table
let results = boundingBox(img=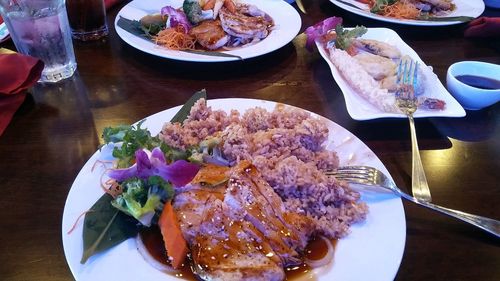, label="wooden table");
[1,1,499,280]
